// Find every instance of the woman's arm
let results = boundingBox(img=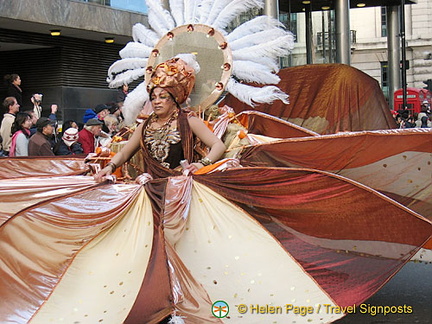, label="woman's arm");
[94,124,143,181]
[187,116,226,170]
